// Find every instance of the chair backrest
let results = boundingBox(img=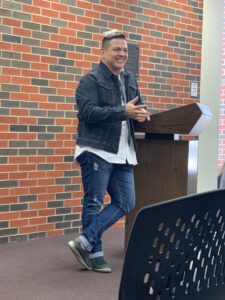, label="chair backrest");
[119,189,225,300]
